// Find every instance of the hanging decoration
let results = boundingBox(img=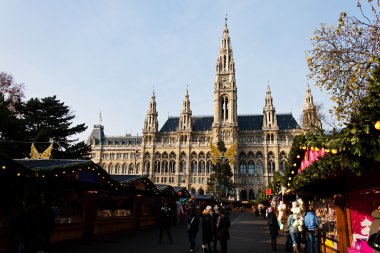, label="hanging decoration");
[210,143,237,166]
[30,143,53,159]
